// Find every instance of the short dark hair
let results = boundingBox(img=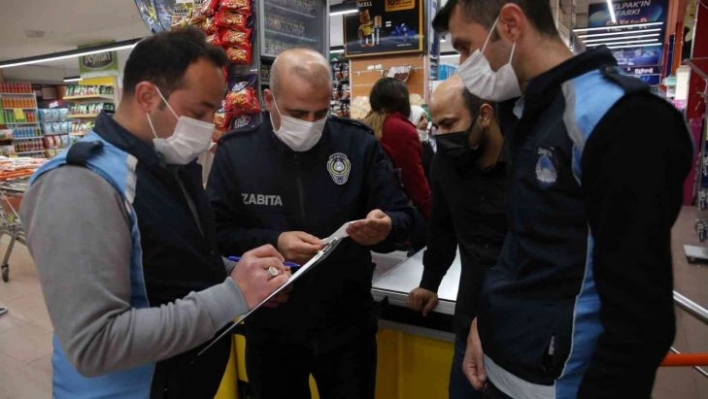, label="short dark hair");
[369,78,411,119]
[433,0,558,38]
[461,88,496,120]
[122,26,228,96]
